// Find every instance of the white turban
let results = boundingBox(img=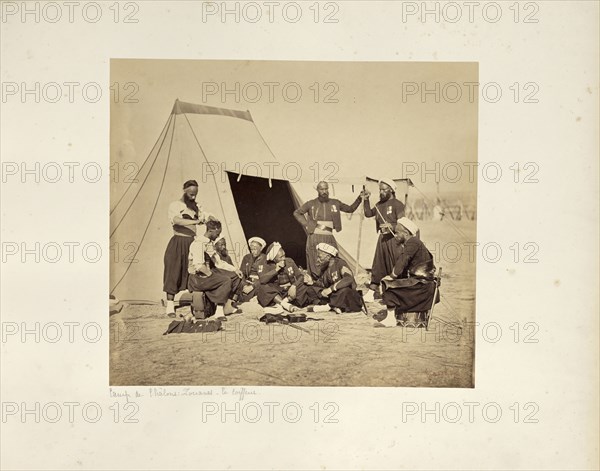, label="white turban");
[379,177,397,192]
[316,242,338,257]
[266,242,282,261]
[248,237,266,250]
[397,217,419,235]
[214,236,226,245]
